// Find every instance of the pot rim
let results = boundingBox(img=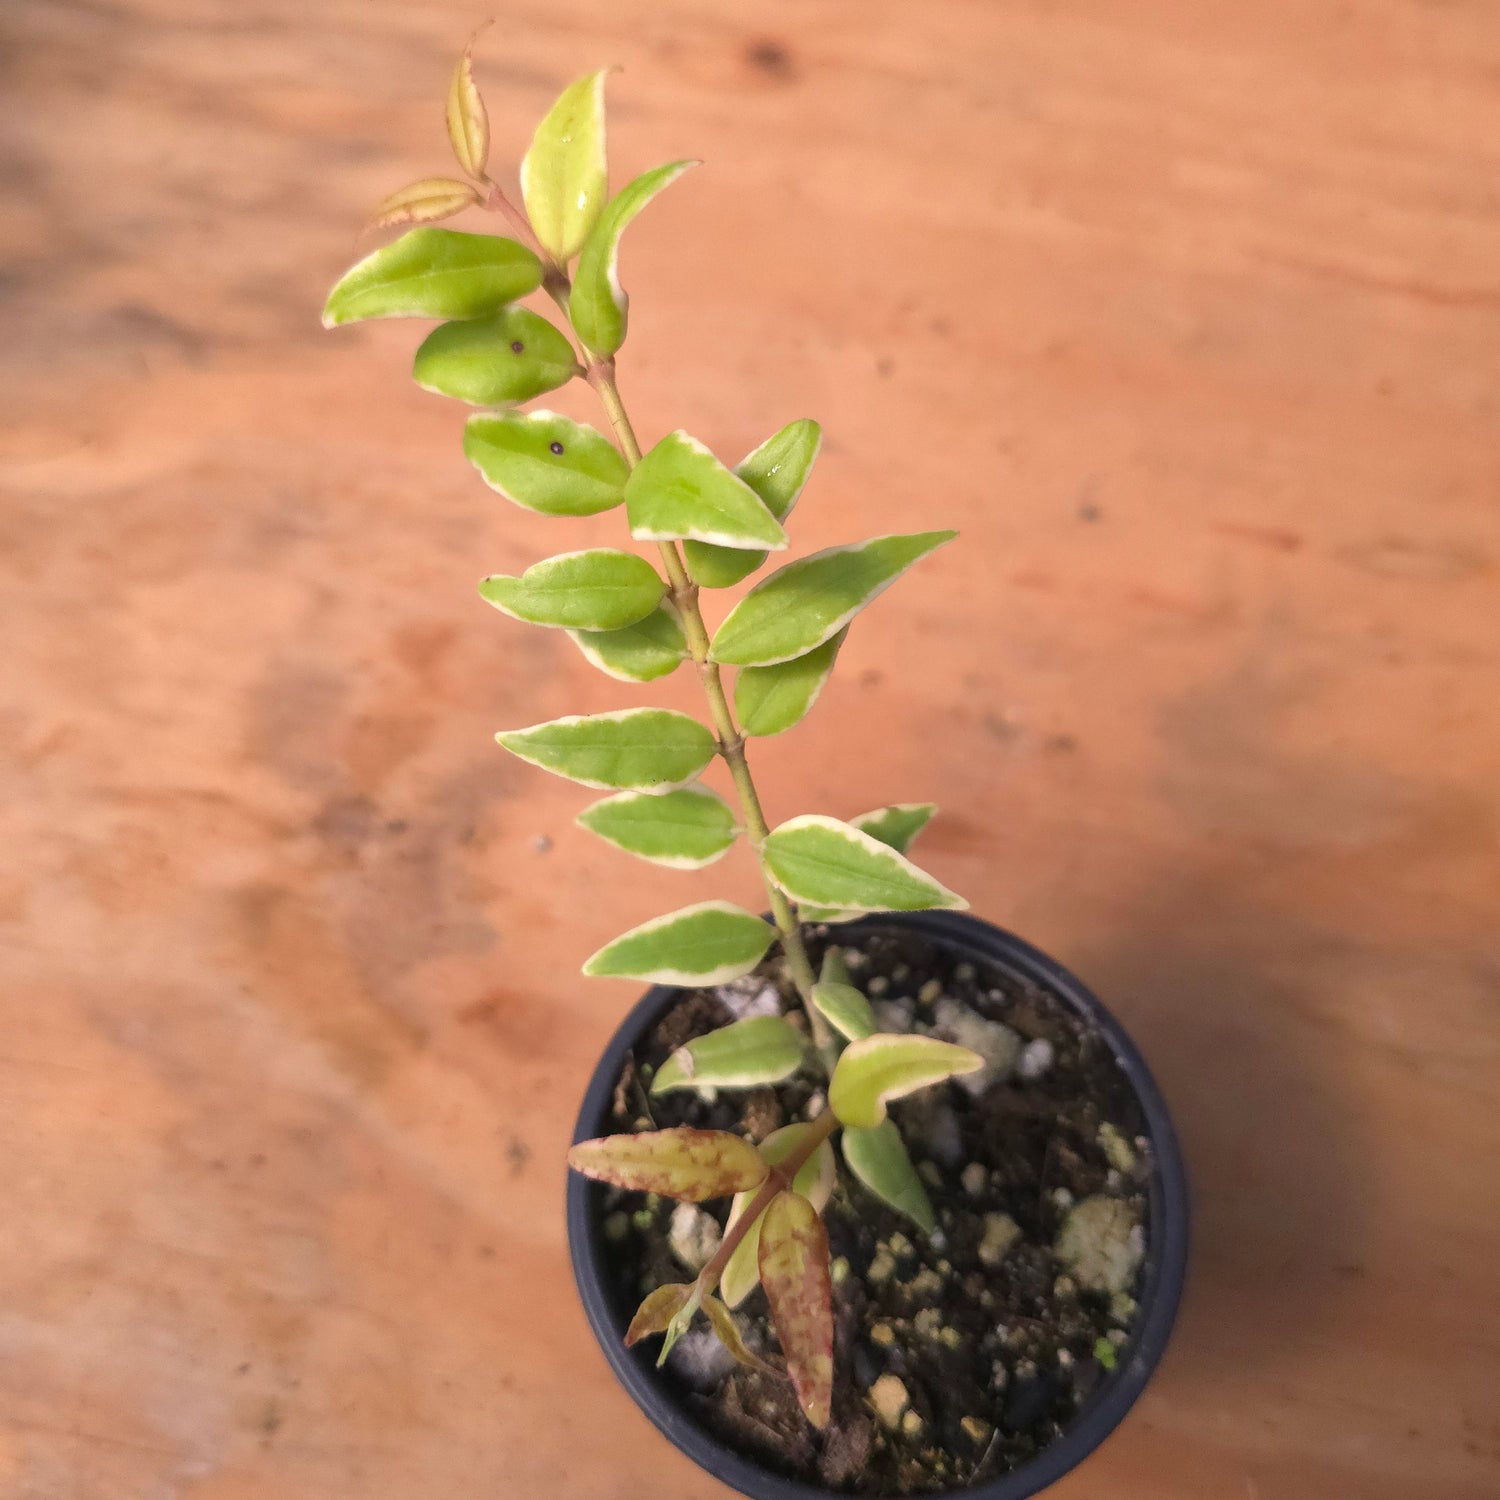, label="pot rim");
[567,910,1190,1500]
